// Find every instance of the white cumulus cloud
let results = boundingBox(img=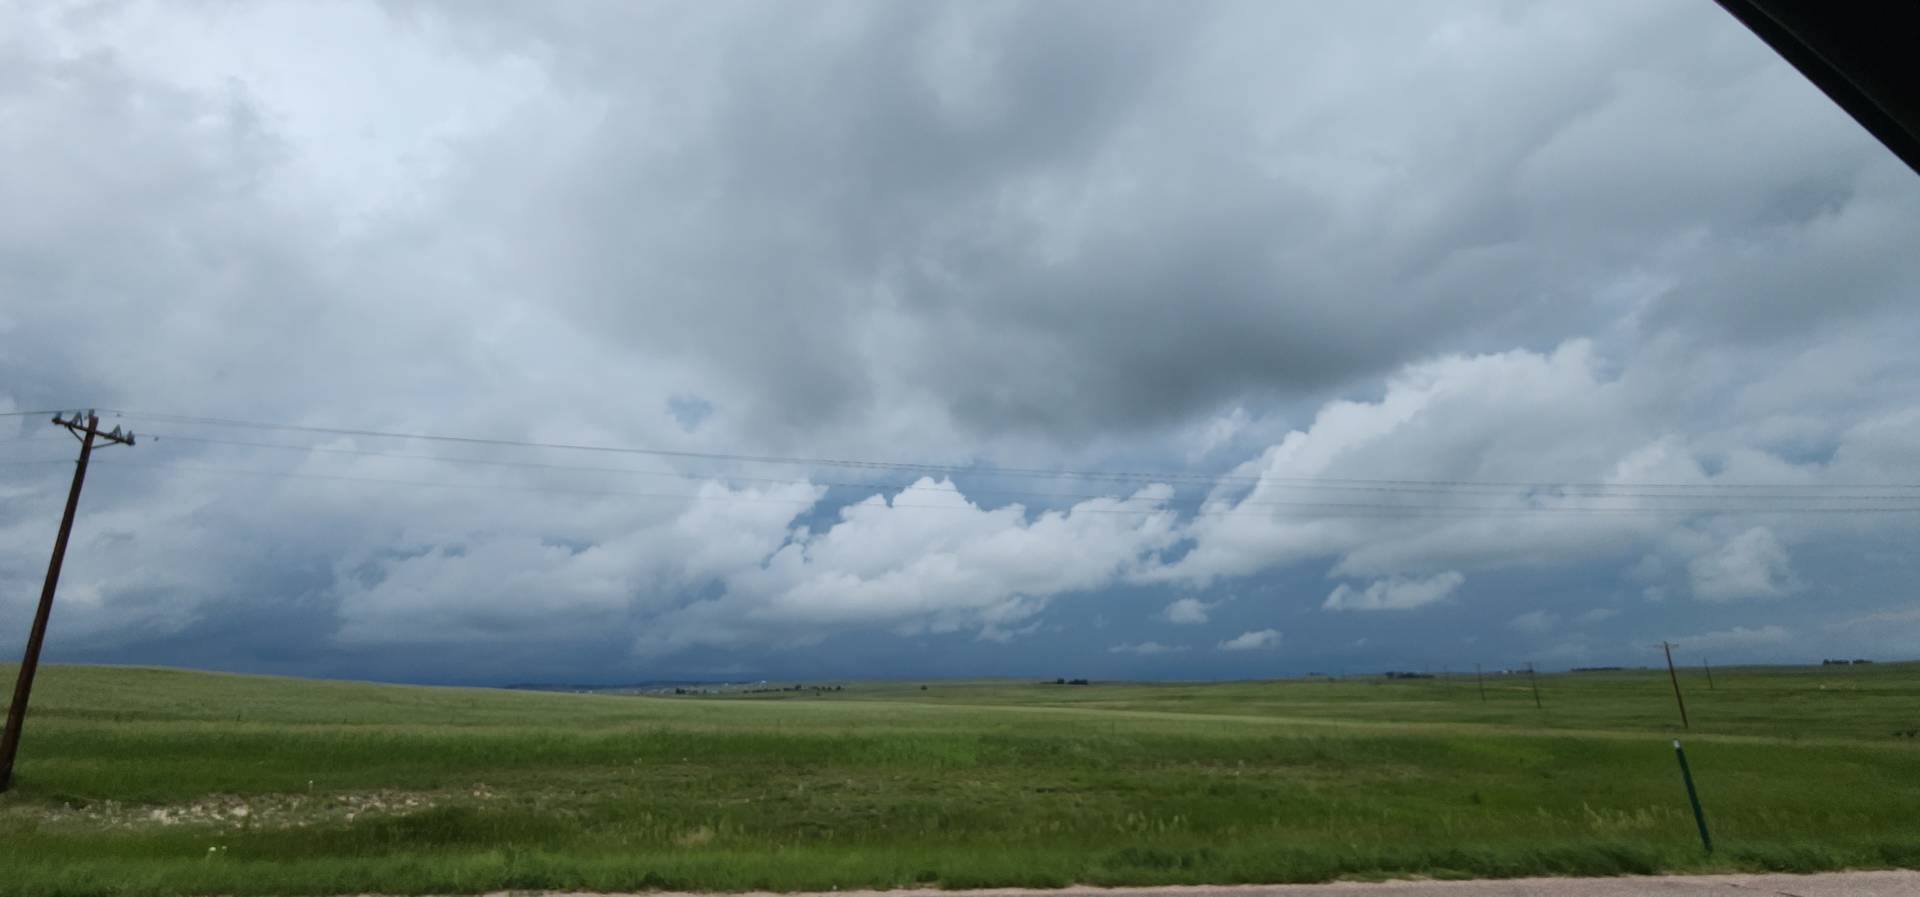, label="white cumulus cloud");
[632,480,1181,655]
[1218,628,1281,651]
[1508,610,1557,634]
[1324,572,1466,612]
[1665,624,1792,655]
[1688,527,1793,601]
[1161,597,1213,624]
[1109,641,1187,655]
